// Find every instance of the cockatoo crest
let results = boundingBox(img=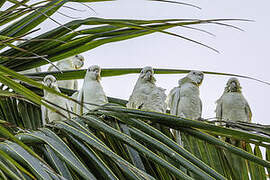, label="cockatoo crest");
[225,77,242,93]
